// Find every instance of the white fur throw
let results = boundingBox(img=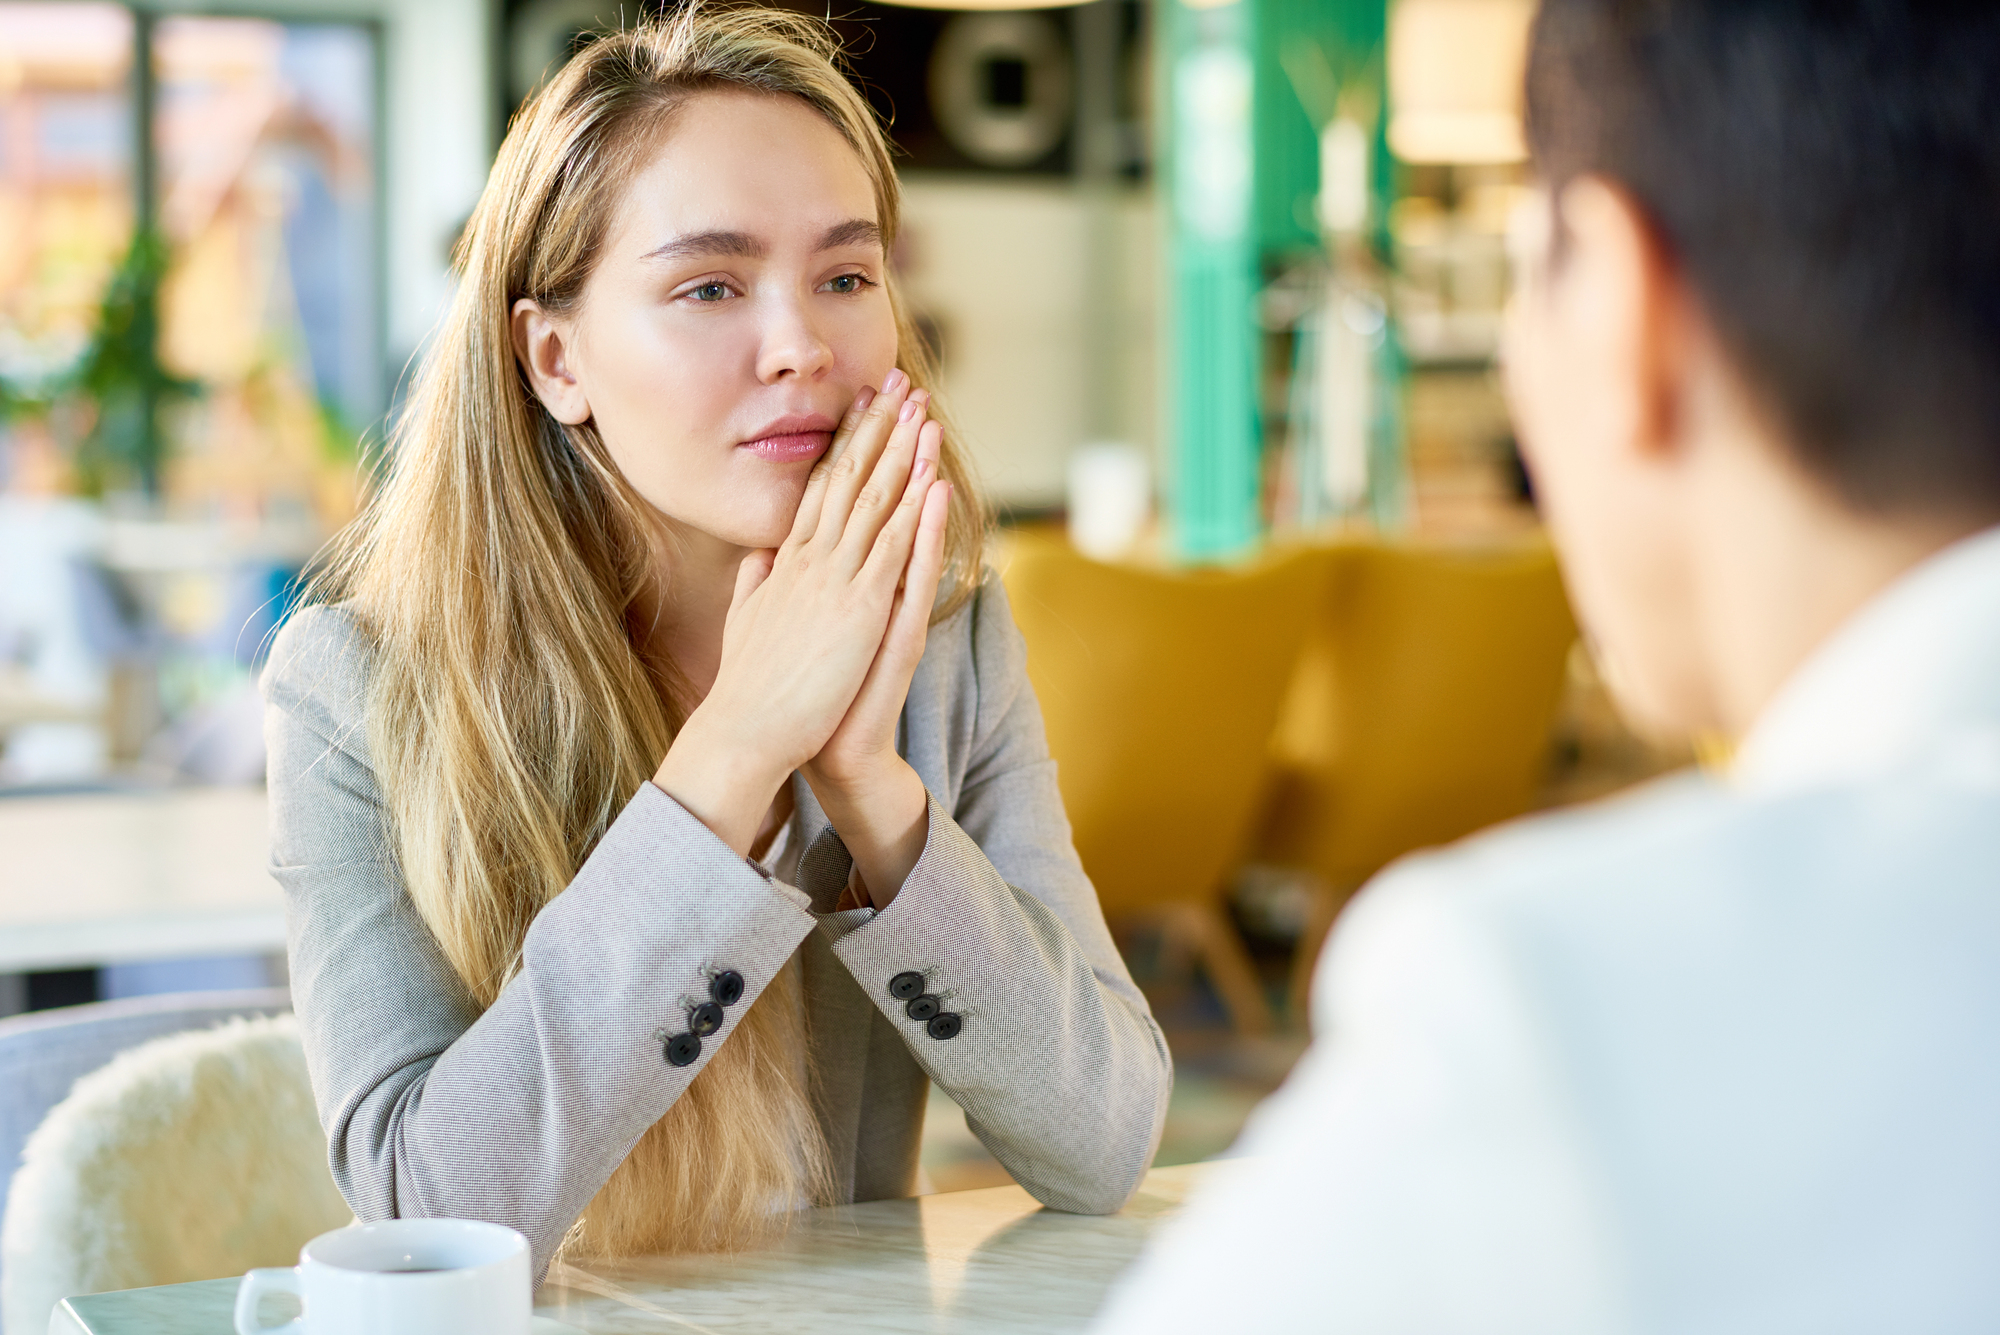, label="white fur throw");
[0,1014,353,1335]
